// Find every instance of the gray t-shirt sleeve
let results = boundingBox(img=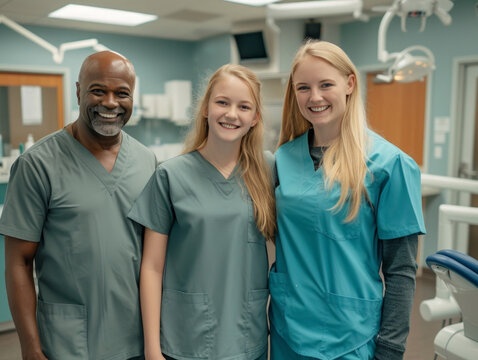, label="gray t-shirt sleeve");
[375,234,418,360]
[0,156,50,242]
